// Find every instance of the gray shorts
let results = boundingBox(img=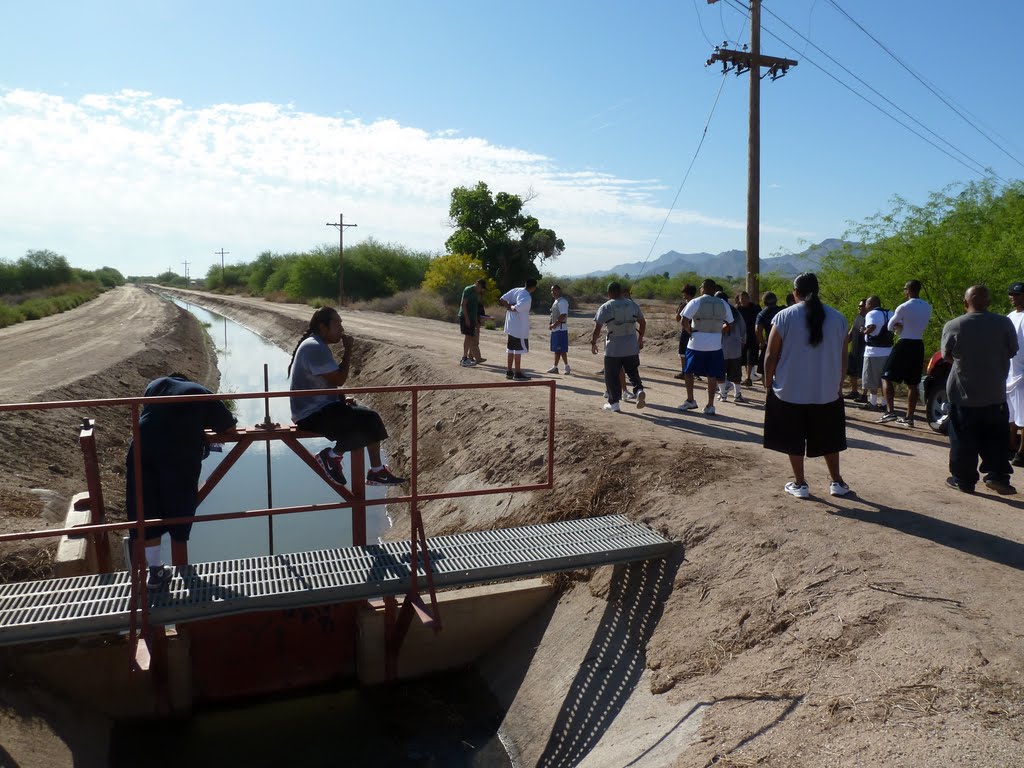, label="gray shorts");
[862,355,889,390]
